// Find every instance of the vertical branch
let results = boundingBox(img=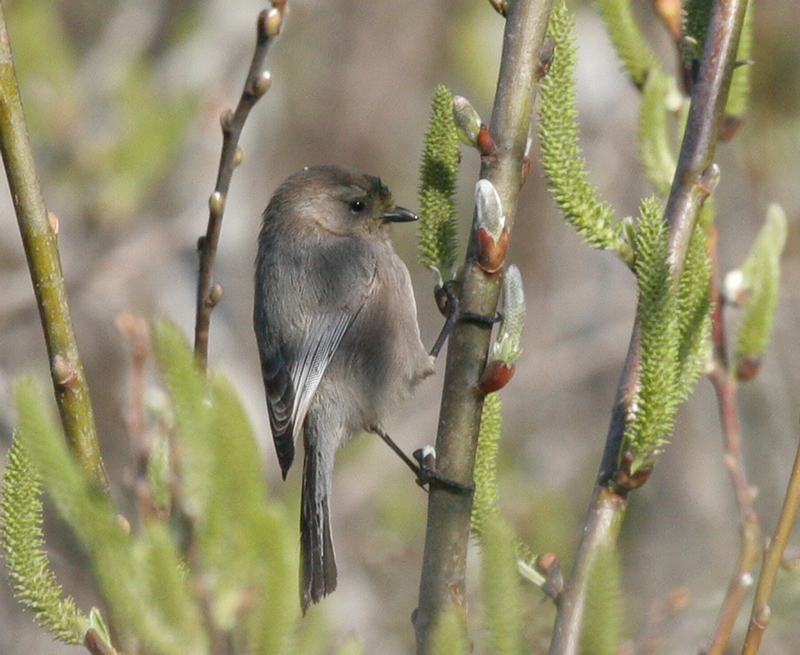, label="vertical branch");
[0,5,108,490]
[741,428,800,655]
[413,0,554,652]
[549,1,748,653]
[193,4,284,369]
[705,226,762,655]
